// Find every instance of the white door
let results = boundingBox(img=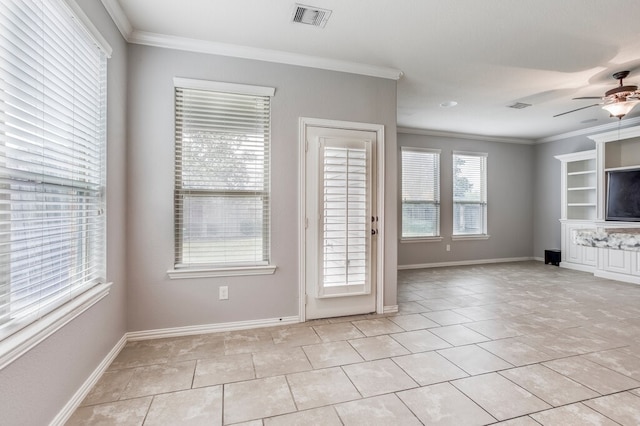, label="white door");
[304,126,377,320]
